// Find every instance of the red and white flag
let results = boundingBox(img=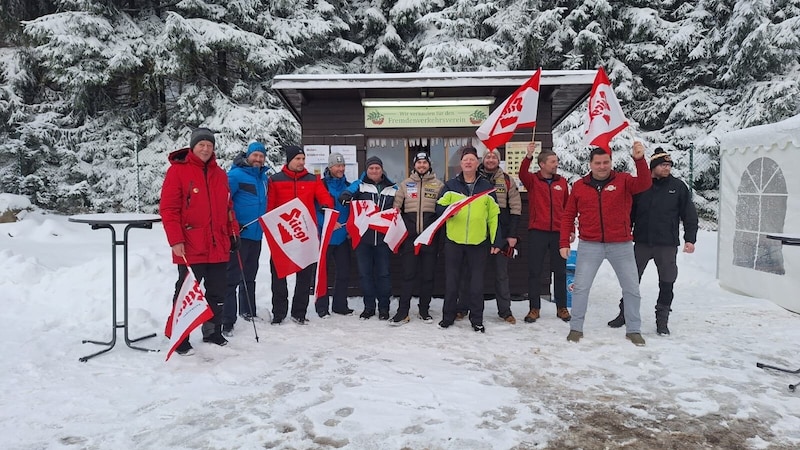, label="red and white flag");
[314,208,340,298]
[476,68,541,151]
[366,208,408,253]
[413,189,496,254]
[346,200,379,249]
[583,67,629,154]
[260,198,320,279]
[164,267,214,361]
